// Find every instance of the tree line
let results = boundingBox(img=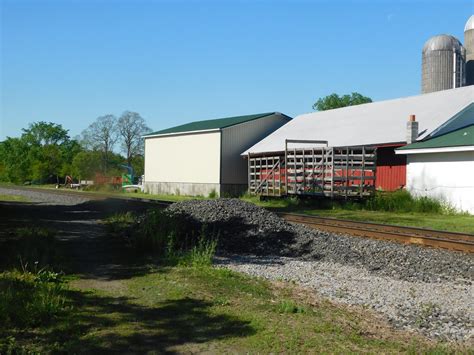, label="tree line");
[0,111,151,184]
